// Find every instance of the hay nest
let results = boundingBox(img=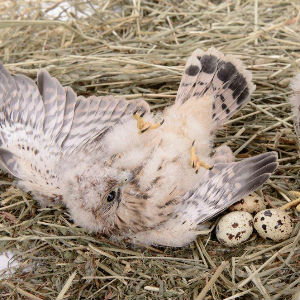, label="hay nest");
[0,1,299,299]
